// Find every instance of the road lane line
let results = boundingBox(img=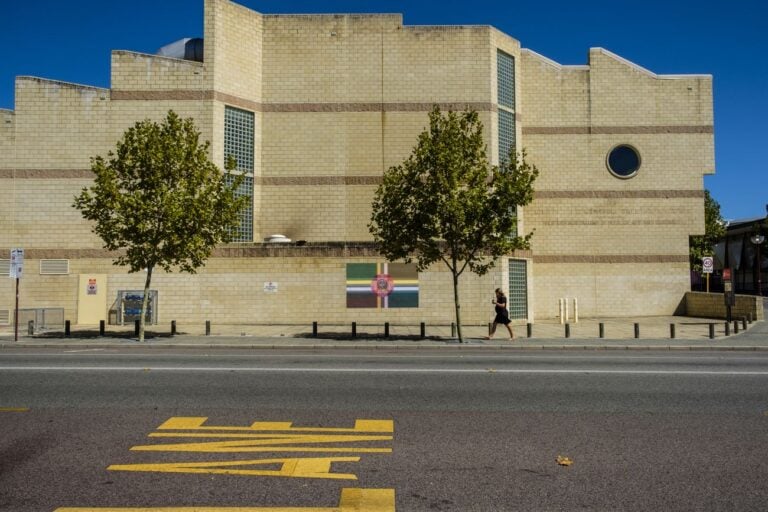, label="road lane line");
[3,366,768,375]
[0,407,29,412]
